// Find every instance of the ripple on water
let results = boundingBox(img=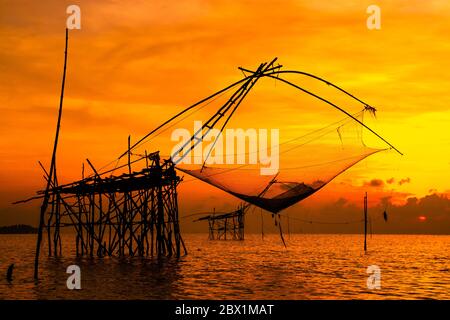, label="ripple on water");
[0,234,449,299]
